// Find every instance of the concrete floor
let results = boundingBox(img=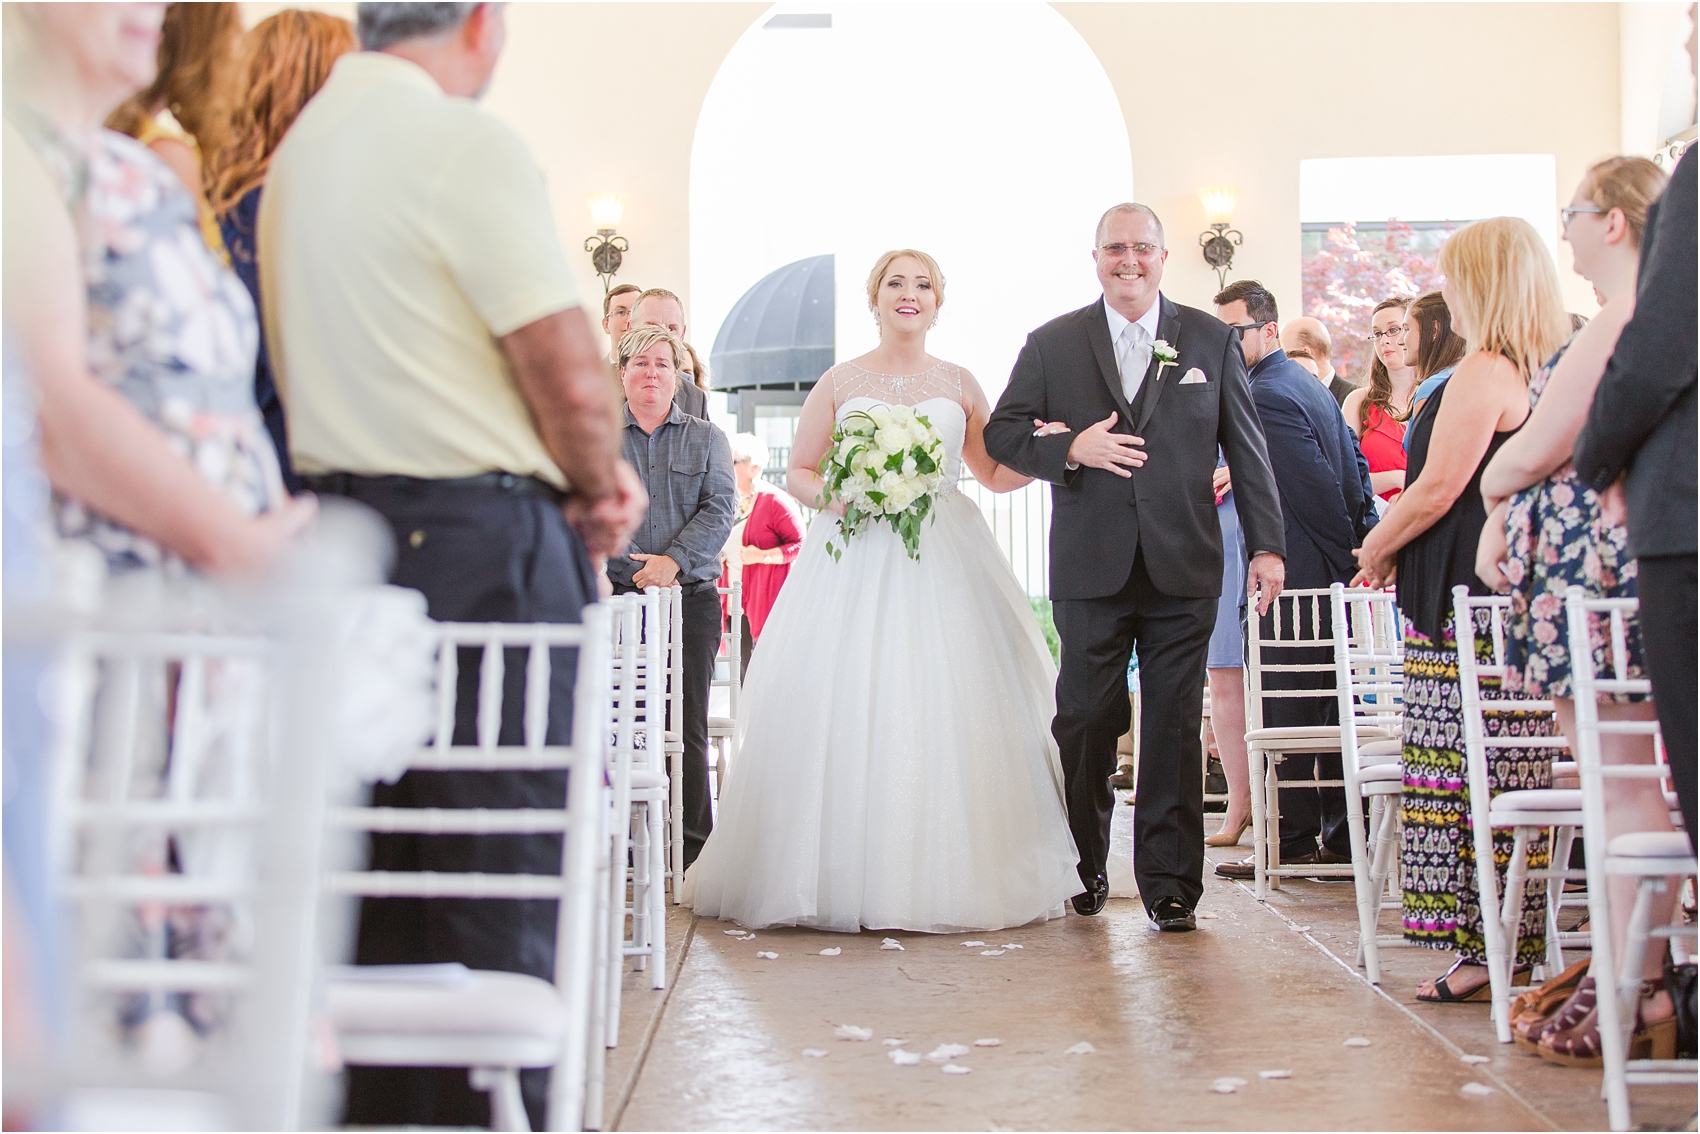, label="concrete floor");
[603,801,1697,1132]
